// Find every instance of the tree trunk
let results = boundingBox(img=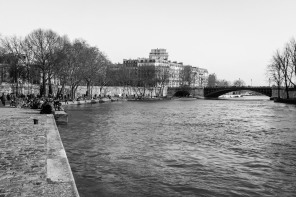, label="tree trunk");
[284,77,289,99]
[285,86,289,99]
[57,83,65,98]
[42,72,46,96]
[90,85,93,99]
[161,85,165,96]
[100,86,103,97]
[86,81,90,97]
[16,81,19,97]
[48,73,53,96]
[49,83,53,96]
[71,85,76,100]
[74,86,78,99]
